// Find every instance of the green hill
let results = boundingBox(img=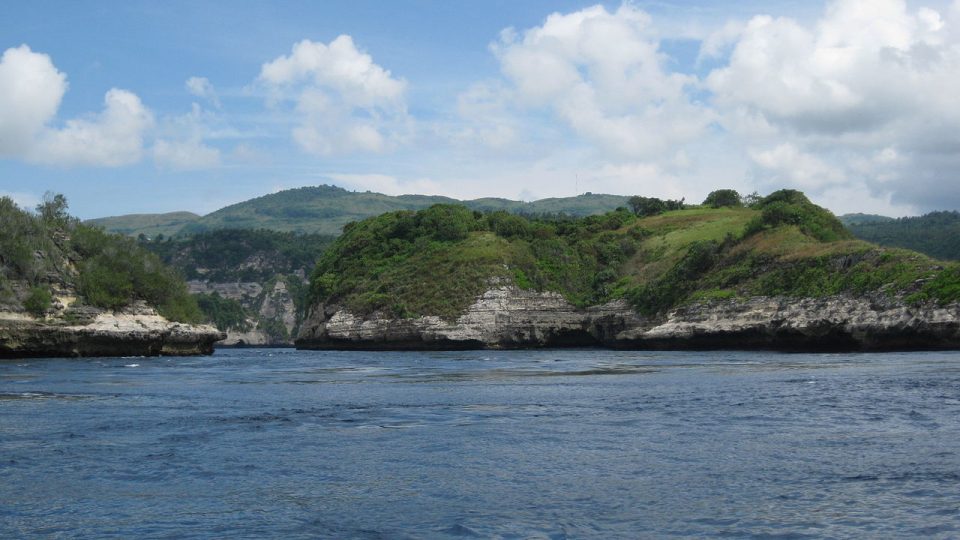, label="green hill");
[86,211,200,238]
[838,213,895,226]
[88,185,631,237]
[307,190,959,321]
[844,211,960,261]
